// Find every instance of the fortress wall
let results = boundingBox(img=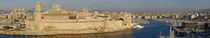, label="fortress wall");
[43,19,104,22]
[25,21,35,30]
[25,21,44,31]
[25,20,127,32]
[42,20,126,32]
[104,21,124,32]
[43,21,104,30]
[124,13,132,28]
